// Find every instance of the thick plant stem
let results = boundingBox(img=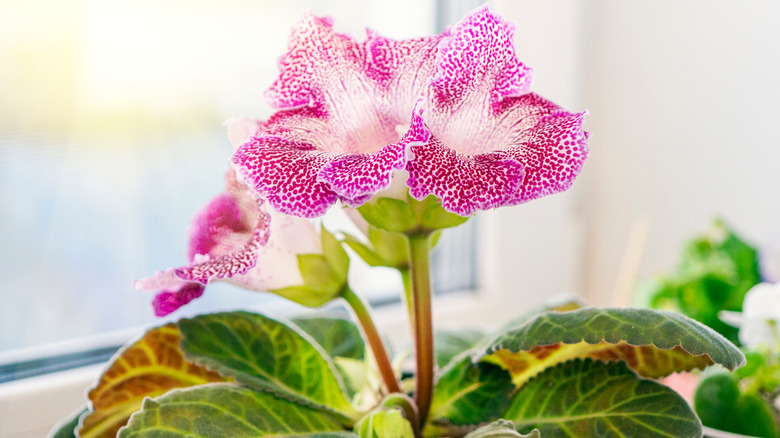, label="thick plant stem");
[342,287,401,395]
[408,233,434,425]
